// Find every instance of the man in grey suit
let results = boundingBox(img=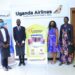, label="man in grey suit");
[0,19,11,71]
